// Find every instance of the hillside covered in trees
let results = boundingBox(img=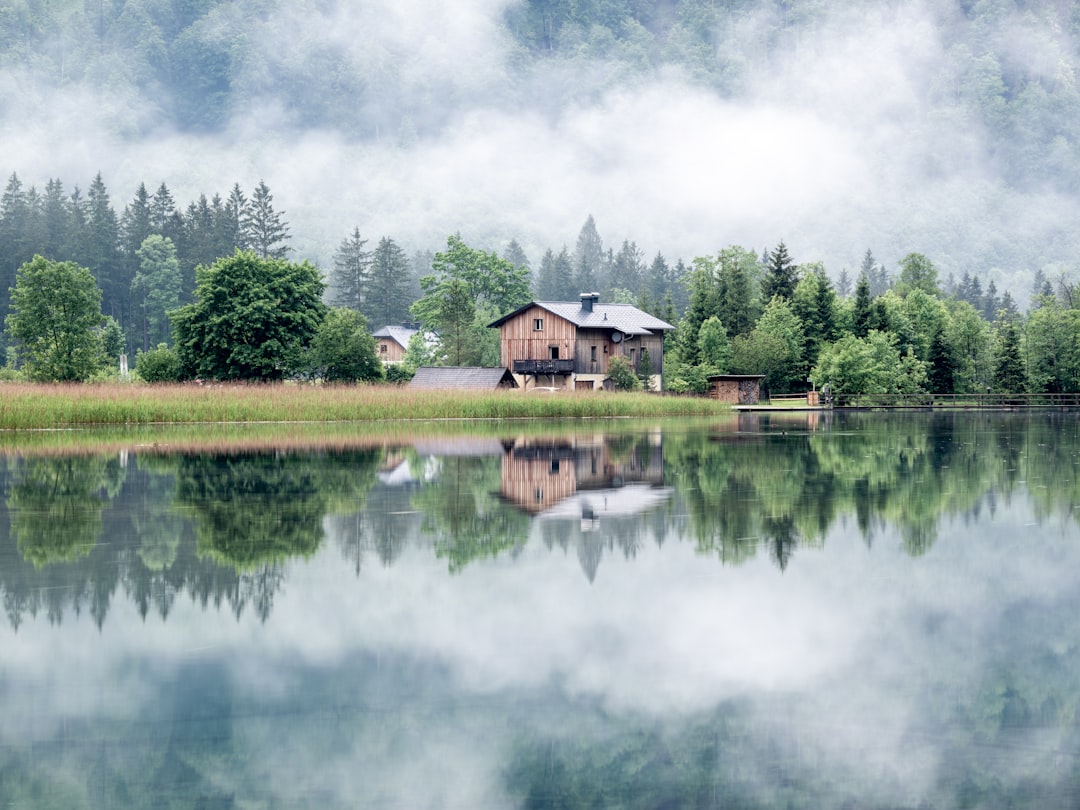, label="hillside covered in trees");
[1,0,1079,297]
